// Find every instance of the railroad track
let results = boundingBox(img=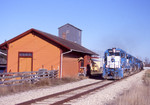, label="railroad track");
[16,71,141,105]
